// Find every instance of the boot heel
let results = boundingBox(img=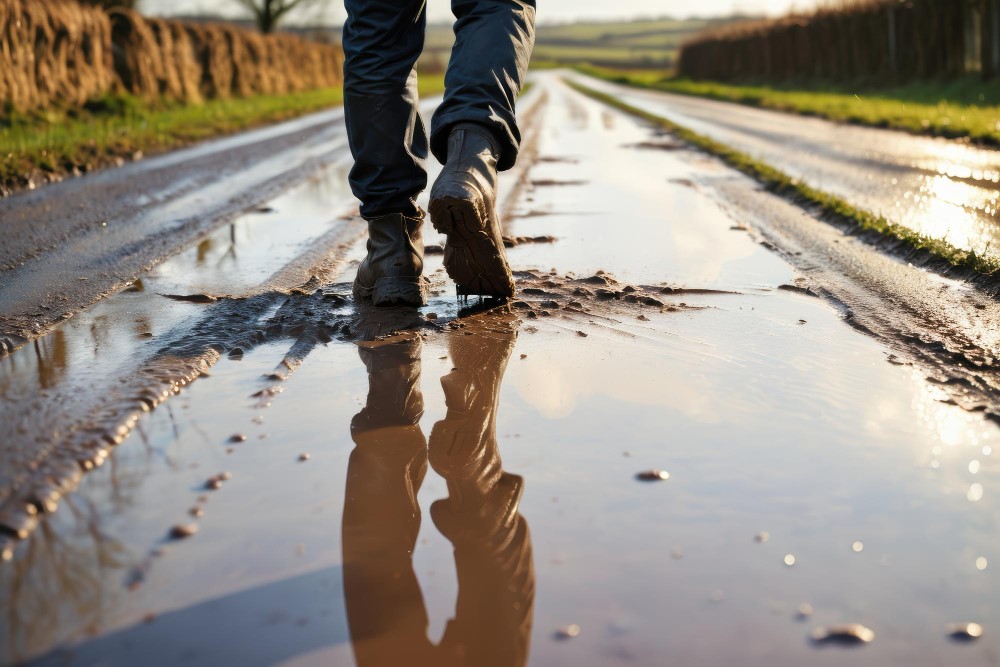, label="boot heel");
[372,277,427,307]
